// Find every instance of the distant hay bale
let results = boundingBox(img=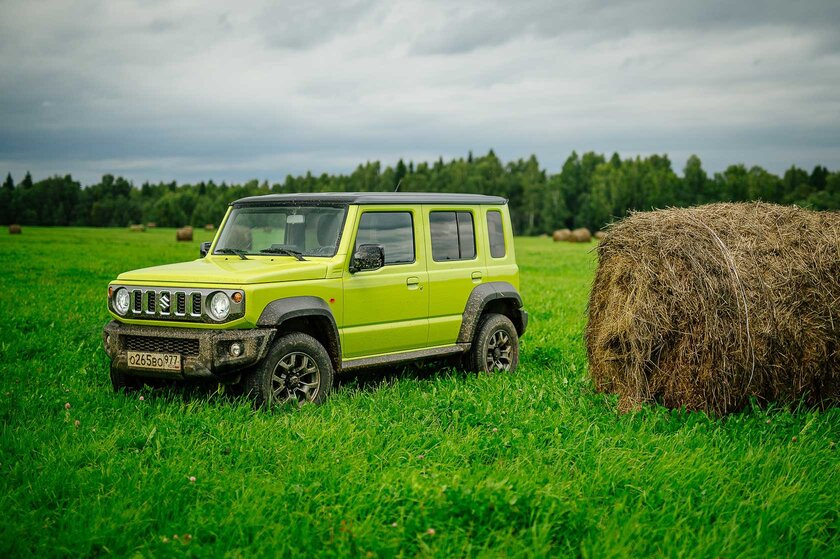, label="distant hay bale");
[594,231,606,240]
[570,228,592,242]
[146,222,157,229]
[204,223,215,231]
[176,226,193,241]
[586,202,840,415]
[552,229,571,242]
[129,224,145,232]
[9,224,21,234]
